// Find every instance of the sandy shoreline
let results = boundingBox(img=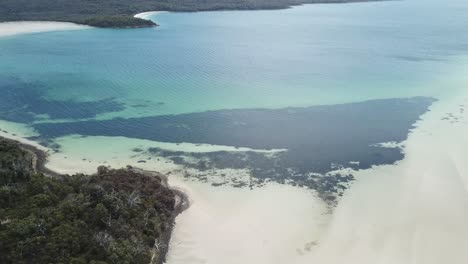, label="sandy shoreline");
[298,92,468,264]
[0,21,90,38]
[134,11,167,20]
[0,10,163,37]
